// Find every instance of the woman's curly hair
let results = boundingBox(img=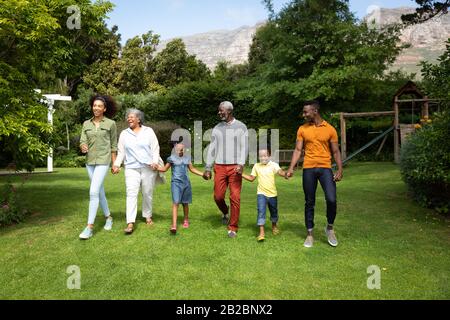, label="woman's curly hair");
[90,94,118,118]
